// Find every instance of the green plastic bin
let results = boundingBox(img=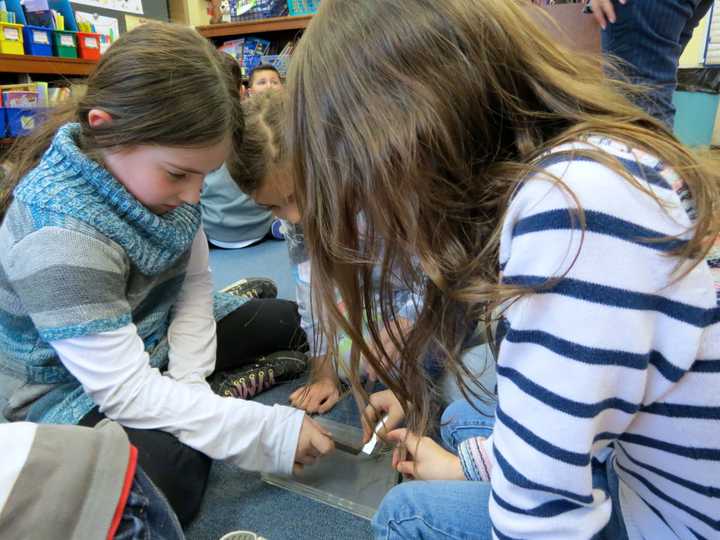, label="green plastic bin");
[53,30,77,59]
